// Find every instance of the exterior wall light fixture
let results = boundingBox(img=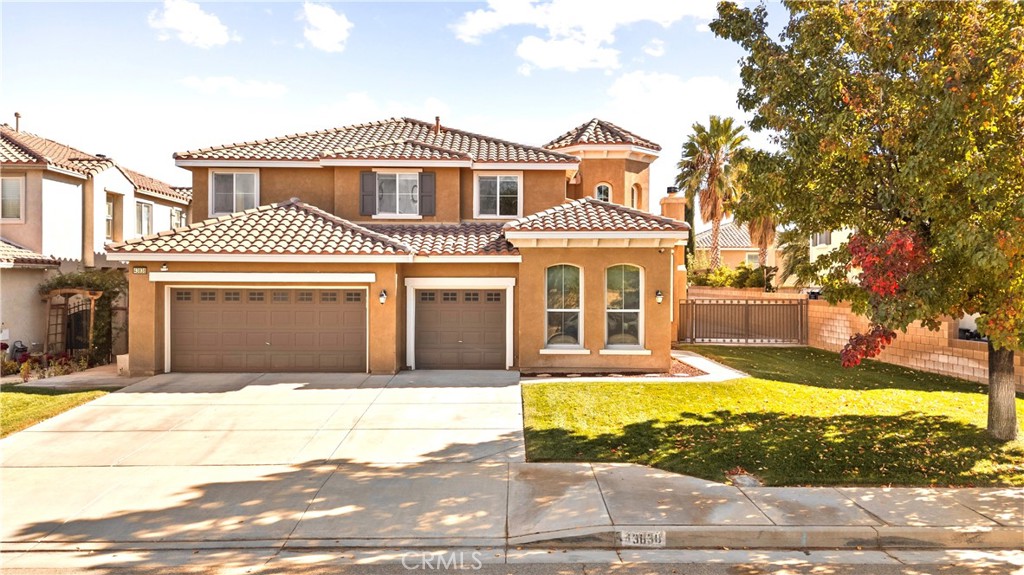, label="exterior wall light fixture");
[379,289,388,304]
[655,290,664,304]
